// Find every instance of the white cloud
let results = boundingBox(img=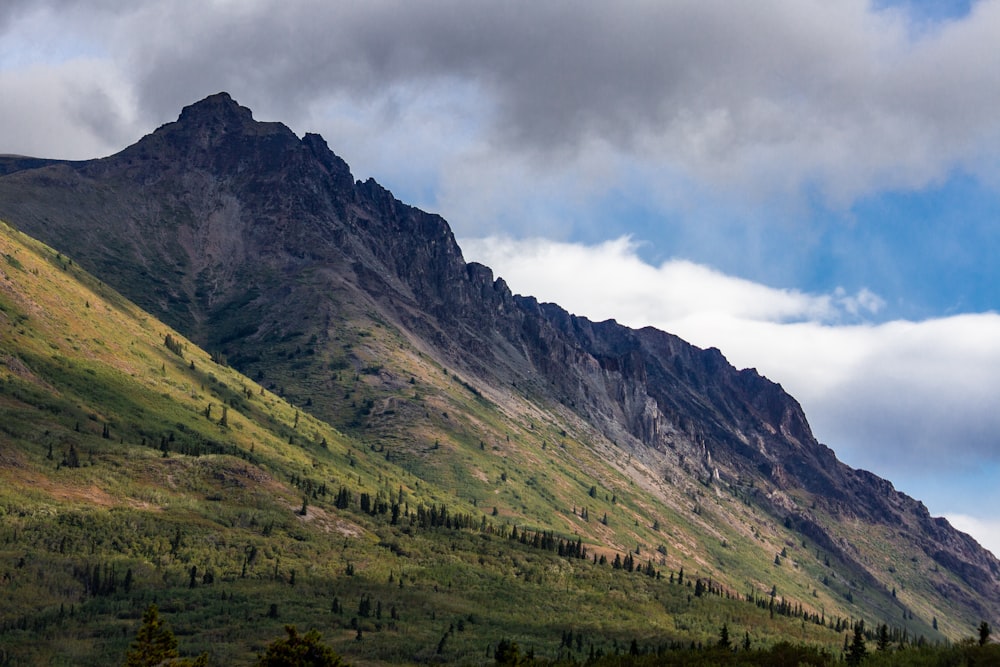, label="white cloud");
[464,235,880,324]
